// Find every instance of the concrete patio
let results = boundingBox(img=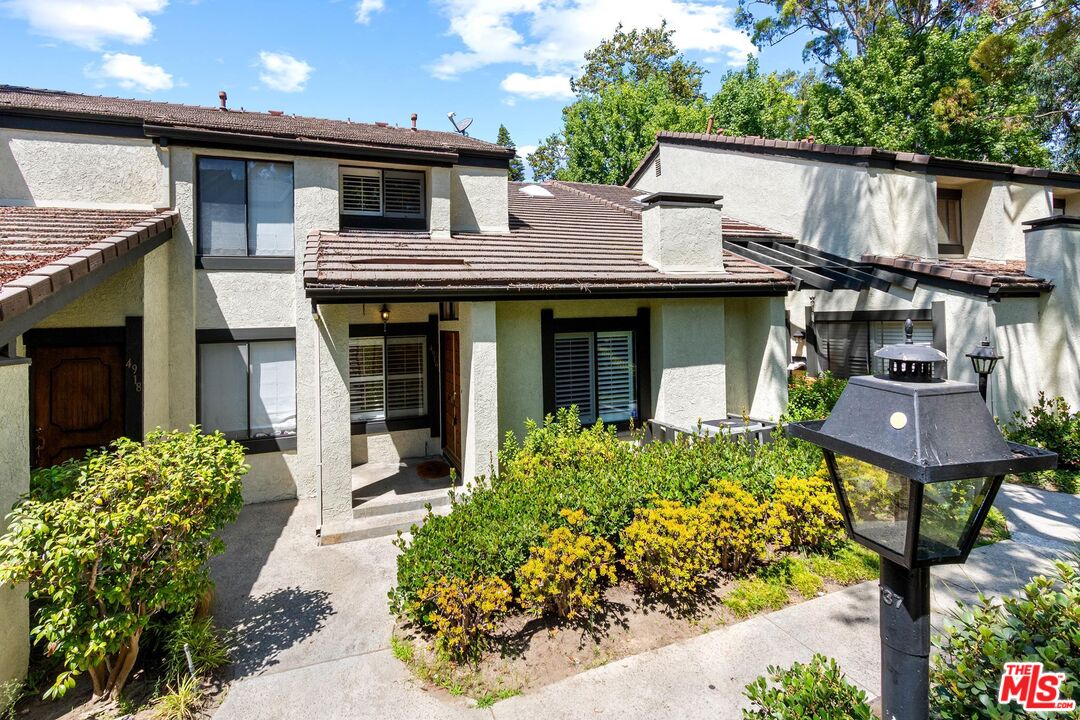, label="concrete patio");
[209,485,1079,720]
